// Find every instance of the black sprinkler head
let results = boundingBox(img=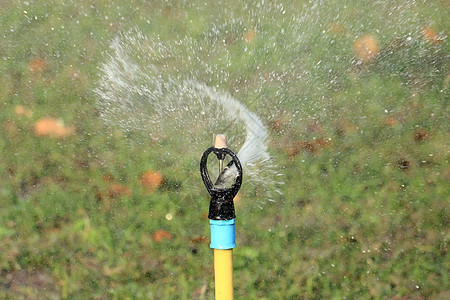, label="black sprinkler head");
[200,146,243,220]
